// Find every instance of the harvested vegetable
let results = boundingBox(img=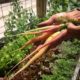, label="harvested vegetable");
[6,10,80,80]
[8,31,60,79]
